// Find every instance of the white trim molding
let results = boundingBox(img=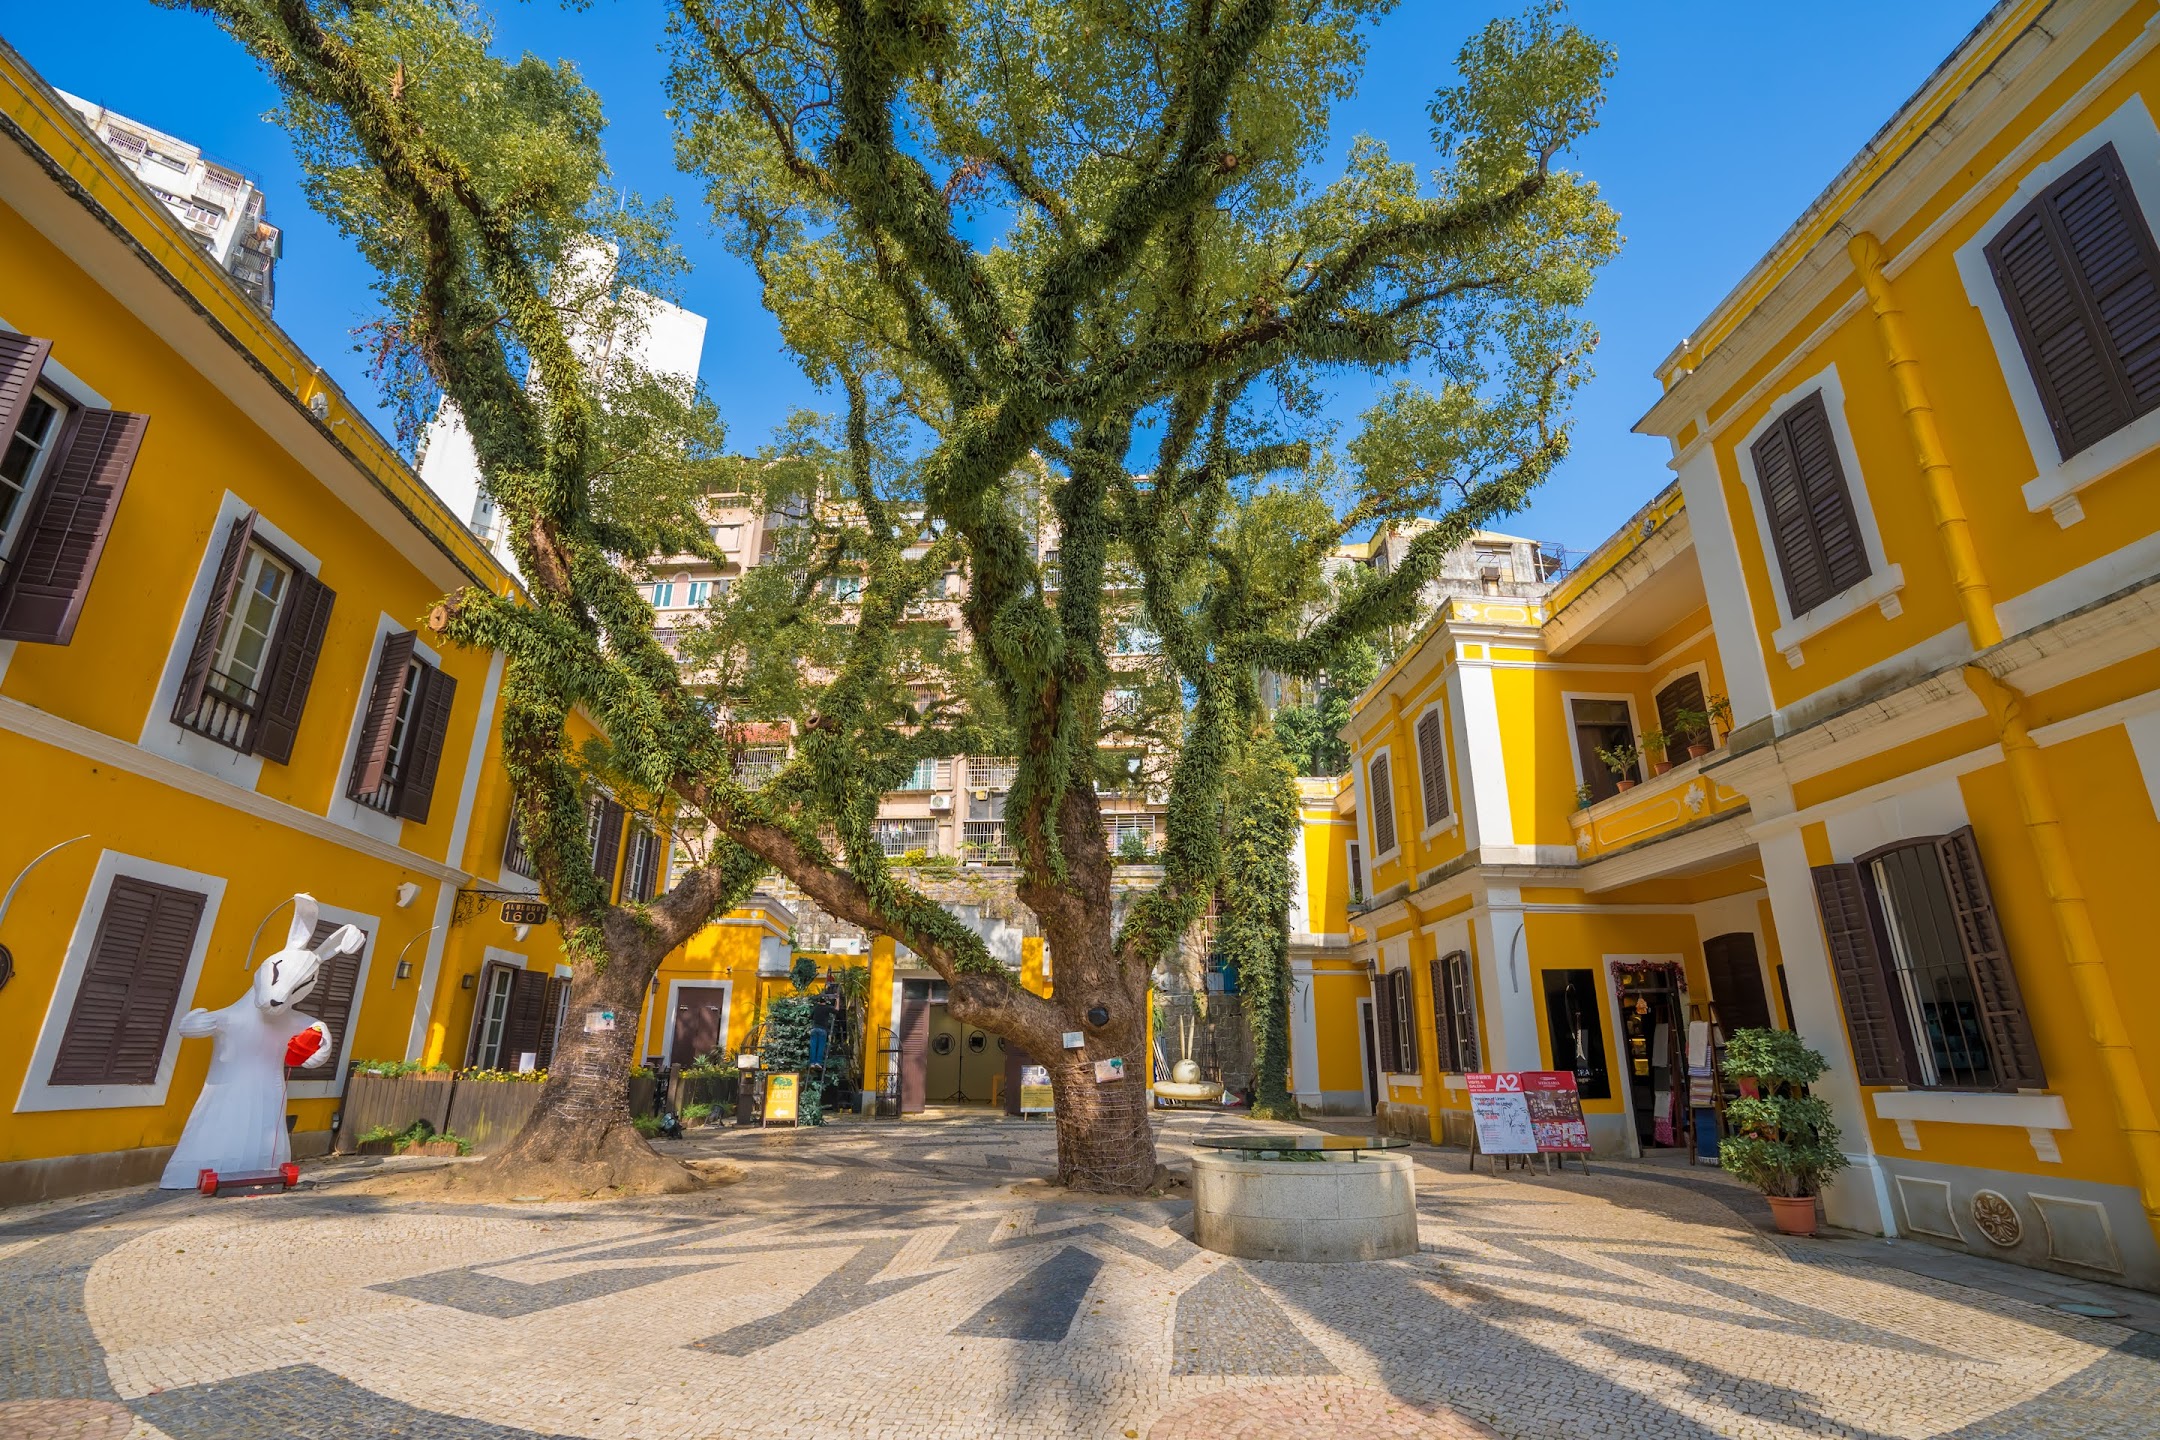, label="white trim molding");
[1730,364,1904,665]
[1953,94,2160,527]
[15,849,228,1113]
[1873,1089,2070,1130]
